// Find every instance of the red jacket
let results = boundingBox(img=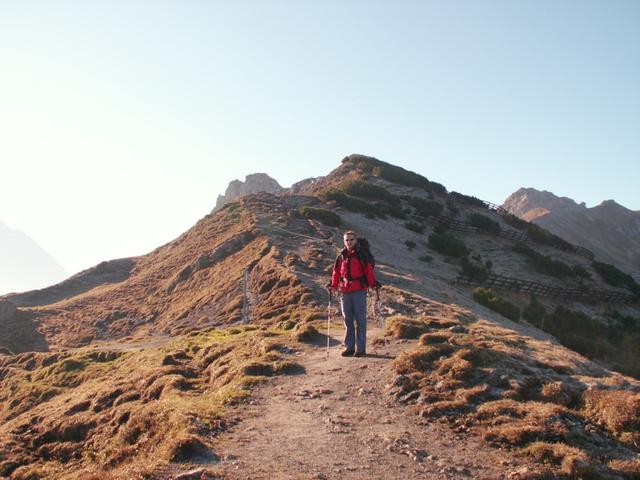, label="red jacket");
[331,248,375,293]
